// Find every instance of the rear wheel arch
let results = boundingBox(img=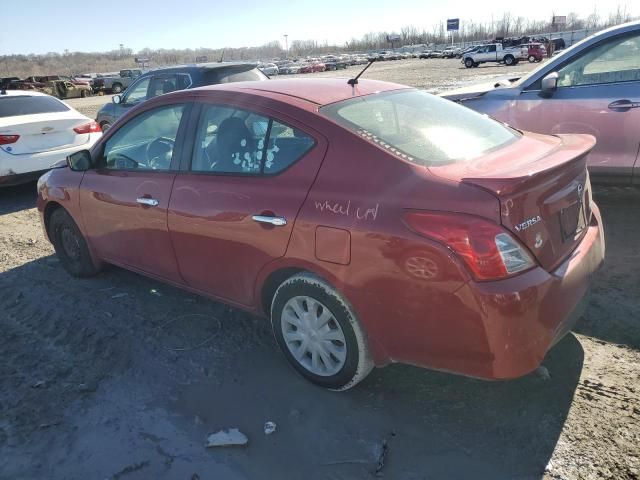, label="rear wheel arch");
[269,271,375,390]
[261,267,305,315]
